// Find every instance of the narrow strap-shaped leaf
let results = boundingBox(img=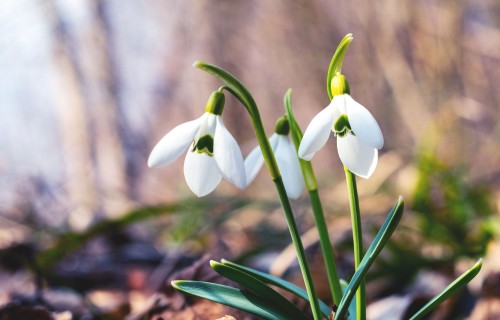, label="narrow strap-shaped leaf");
[409,259,483,320]
[210,260,309,320]
[221,259,332,318]
[335,196,404,320]
[172,280,292,320]
[340,280,356,320]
